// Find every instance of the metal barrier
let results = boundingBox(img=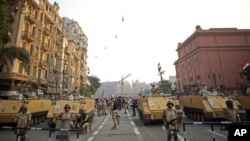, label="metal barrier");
[0,126,81,141]
[182,121,250,141]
